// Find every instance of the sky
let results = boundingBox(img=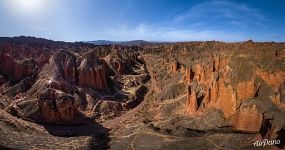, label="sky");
[0,0,284,42]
